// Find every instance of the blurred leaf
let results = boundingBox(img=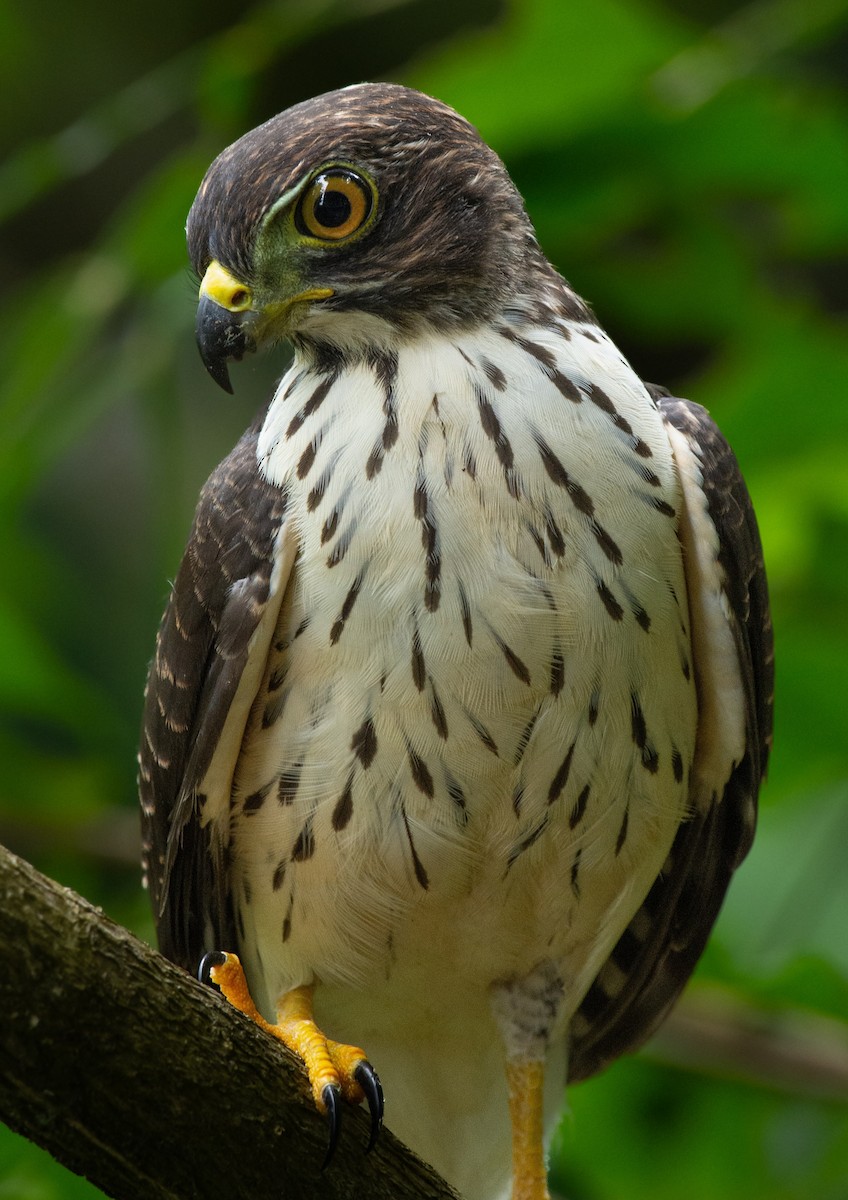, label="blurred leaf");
[554,1057,848,1200]
[0,588,106,730]
[0,1123,104,1199]
[719,785,848,980]
[410,0,685,150]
